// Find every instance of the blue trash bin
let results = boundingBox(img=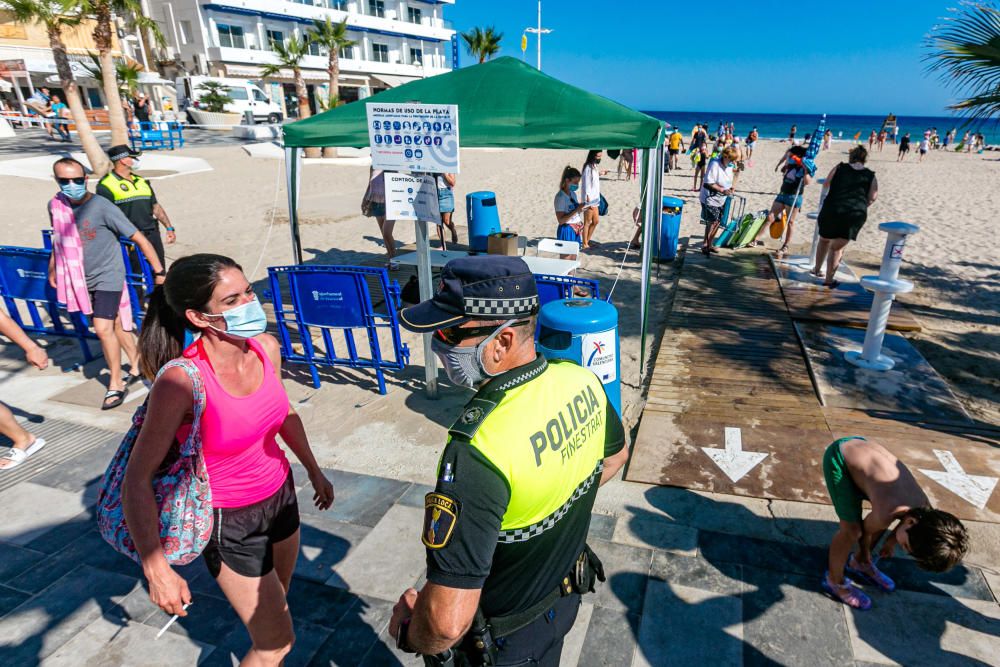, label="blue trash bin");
[536,298,621,416]
[659,196,684,262]
[466,191,501,252]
